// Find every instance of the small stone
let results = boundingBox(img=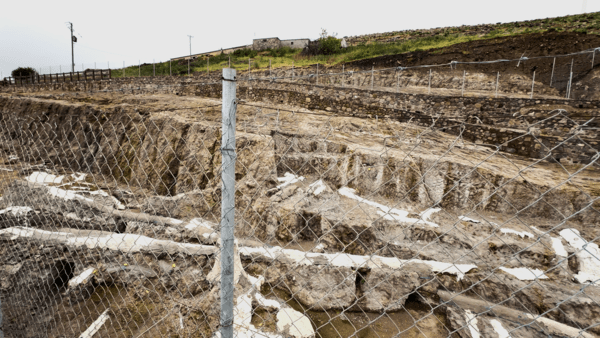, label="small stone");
[276,307,315,338]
